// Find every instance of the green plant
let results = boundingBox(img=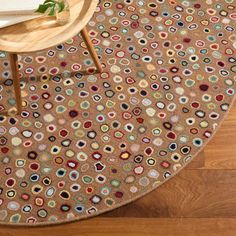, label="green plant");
[36,0,66,16]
